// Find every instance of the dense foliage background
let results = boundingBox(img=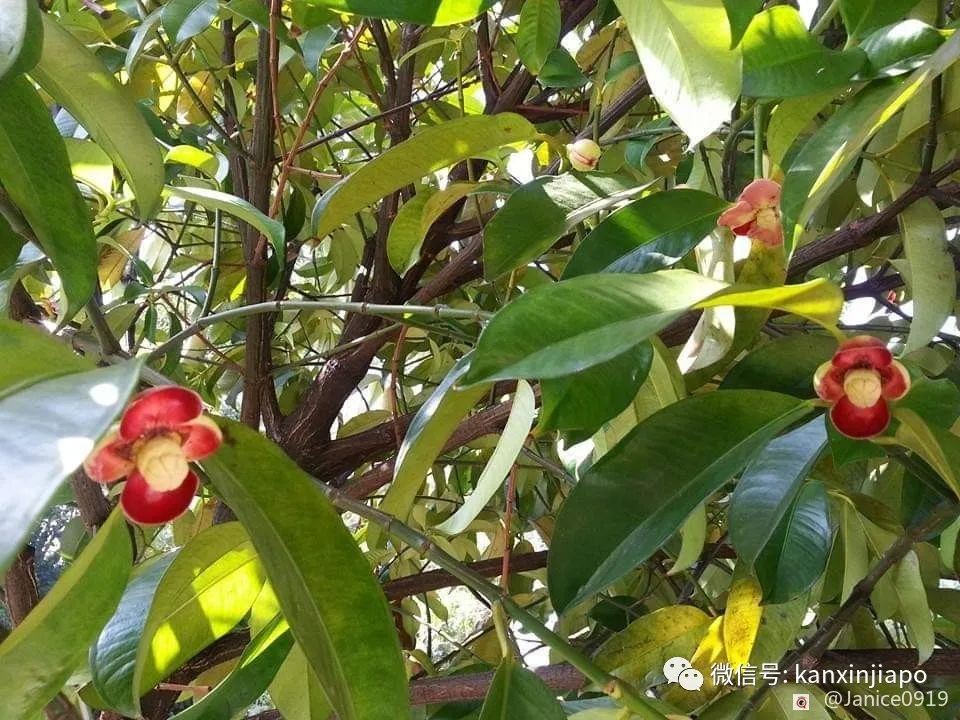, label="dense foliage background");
[3,0,960,718]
